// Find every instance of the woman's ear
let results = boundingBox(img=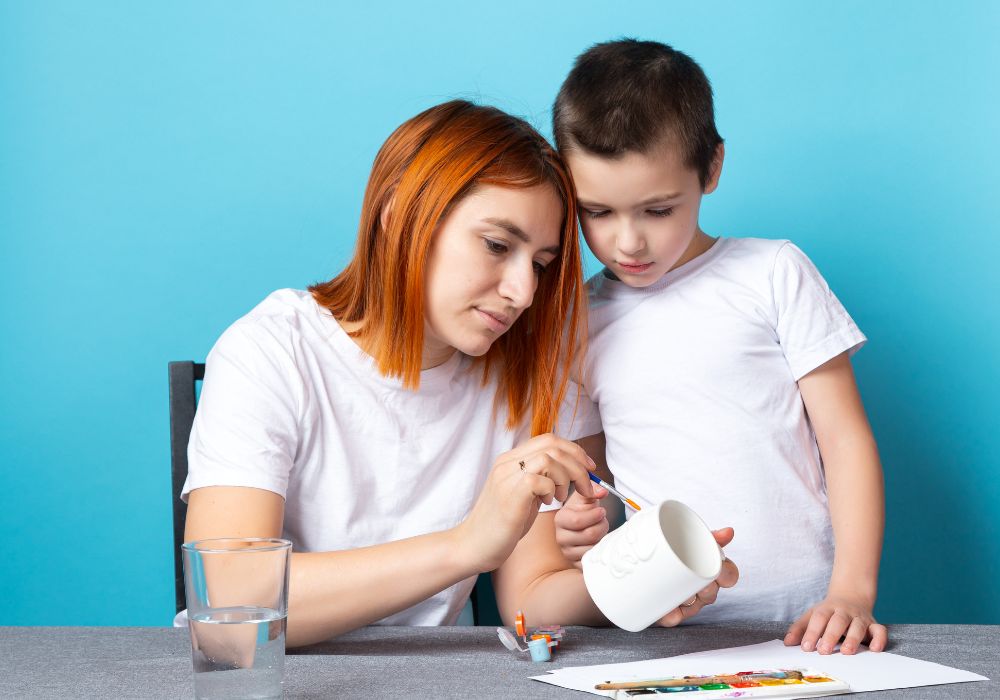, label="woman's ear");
[379,192,396,231]
[703,143,725,195]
